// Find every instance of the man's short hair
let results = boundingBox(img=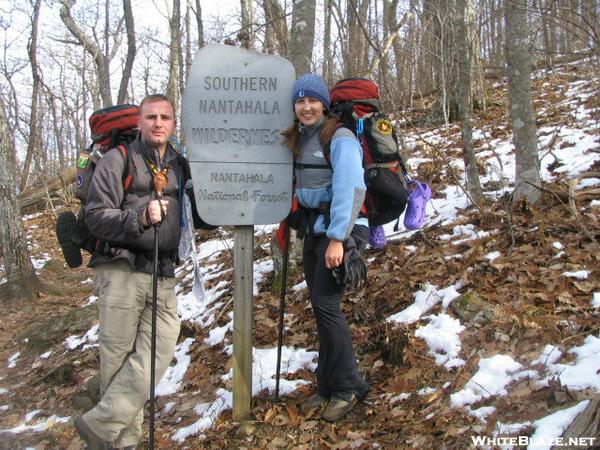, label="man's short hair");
[139,94,175,113]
